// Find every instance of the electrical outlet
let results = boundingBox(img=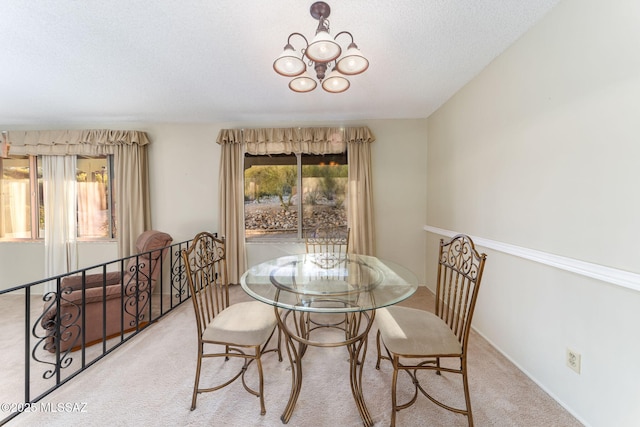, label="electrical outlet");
[566,348,581,374]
